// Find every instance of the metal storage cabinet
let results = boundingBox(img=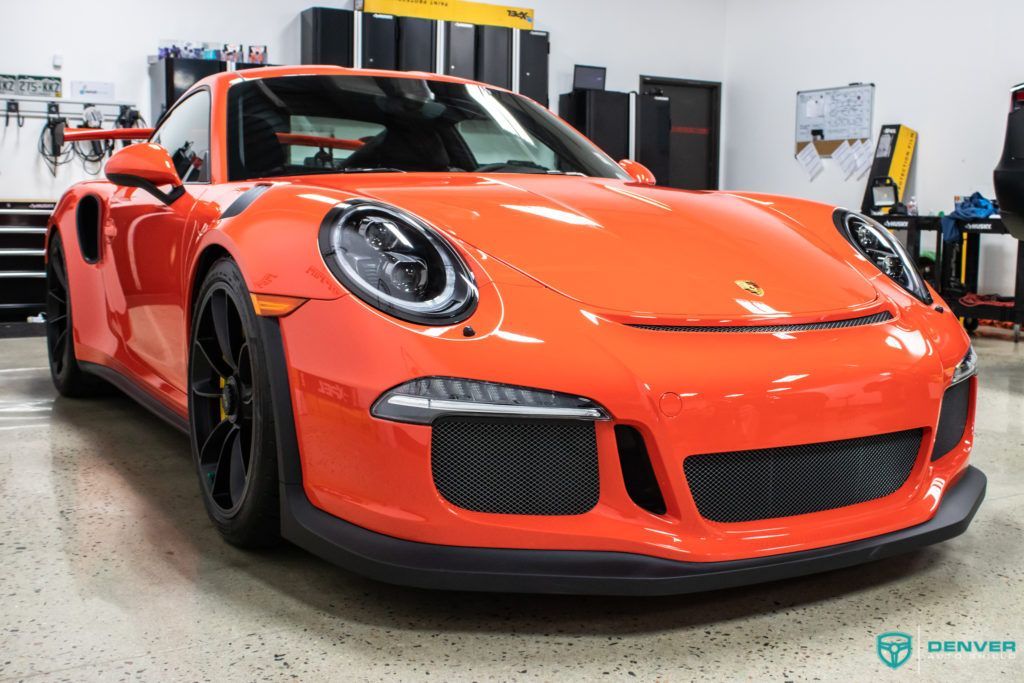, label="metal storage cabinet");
[397,16,436,72]
[149,58,224,120]
[0,201,51,323]
[362,13,397,70]
[444,22,476,79]
[300,7,354,67]
[519,30,549,106]
[636,94,672,185]
[475,25,511,89]
[558,90,631,161]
